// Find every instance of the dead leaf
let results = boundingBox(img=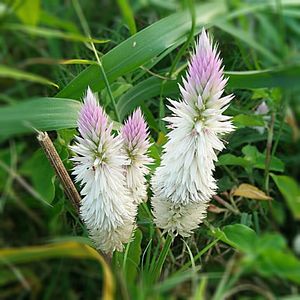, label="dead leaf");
[233,183,272,200]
